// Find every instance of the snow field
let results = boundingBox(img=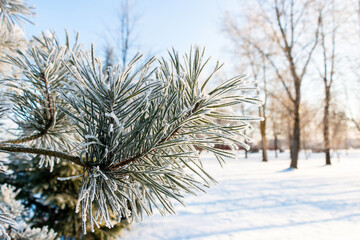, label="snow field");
[122,150,360,240]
